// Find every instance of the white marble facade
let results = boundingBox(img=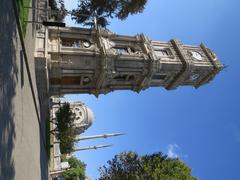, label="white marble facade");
[44,26,223,96]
